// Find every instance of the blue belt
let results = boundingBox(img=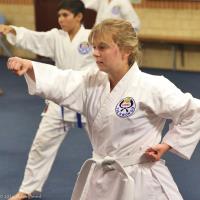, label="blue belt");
[61,106,82,131]
[61,106,66,132]
[76,112,83,128]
